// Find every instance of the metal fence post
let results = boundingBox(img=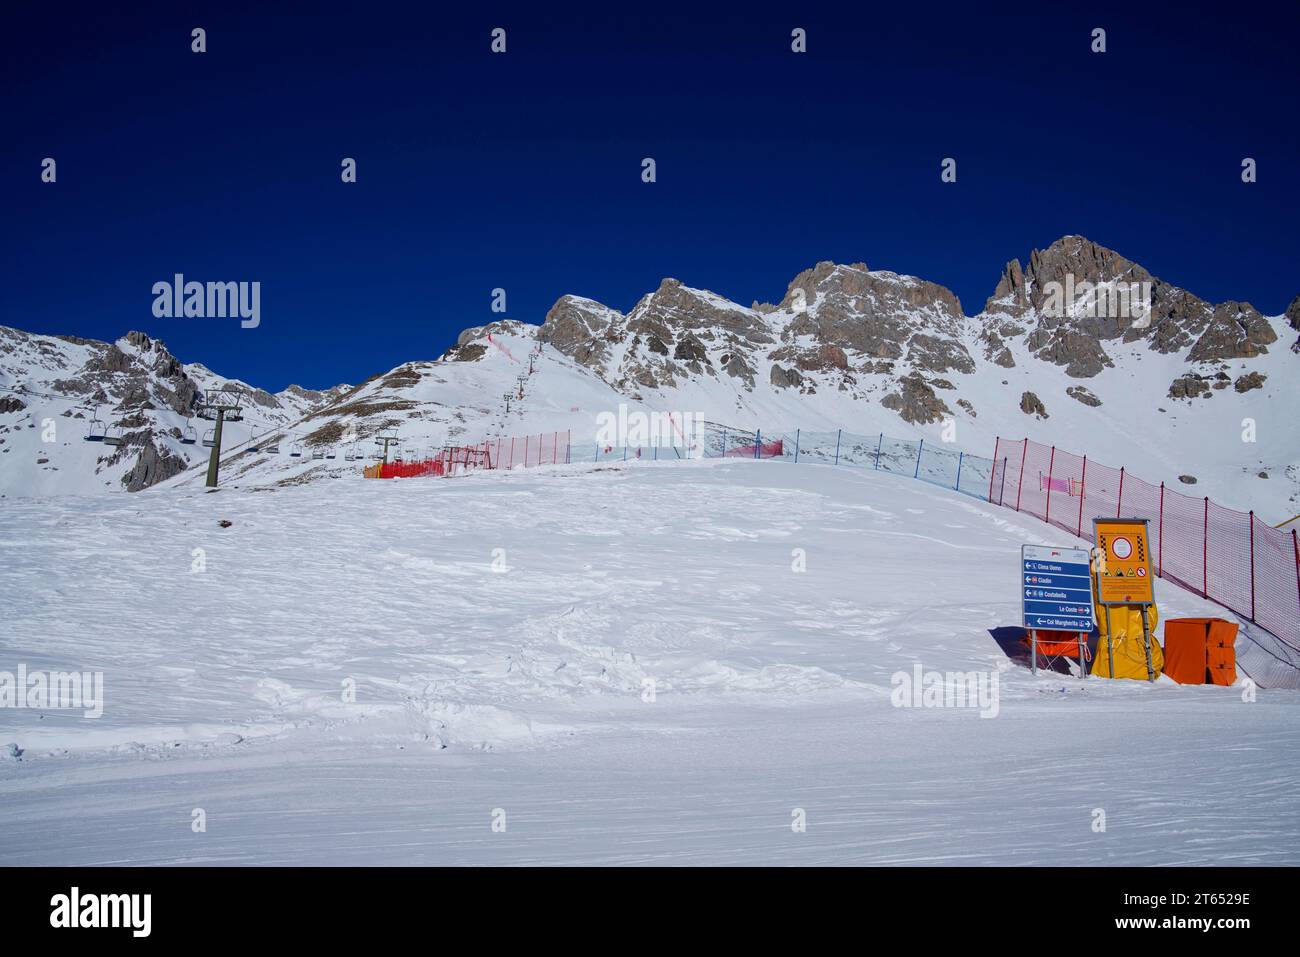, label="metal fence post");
[955,451,963,492]
[1202,496,1209,598]
[721,428,727,458]
[874,432,882,470]
[1045,446,1056,524]
[1077,455,1087,537]
[1116,467,1125,517]
[1293,529,1300,618]
[794,429,801,463]
[1249,511,1256,621]
[754,429,761,460]
[1158,482,1164,577]
[1014,440,1028,512]
[988,437,1001,502]
[913,438,924,479]
[999,457,1008,506]
[834,429,841,466]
